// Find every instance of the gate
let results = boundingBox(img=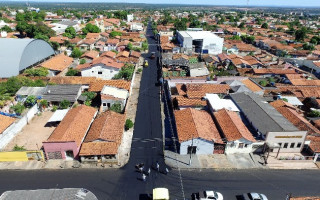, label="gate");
[214,144,225,154]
